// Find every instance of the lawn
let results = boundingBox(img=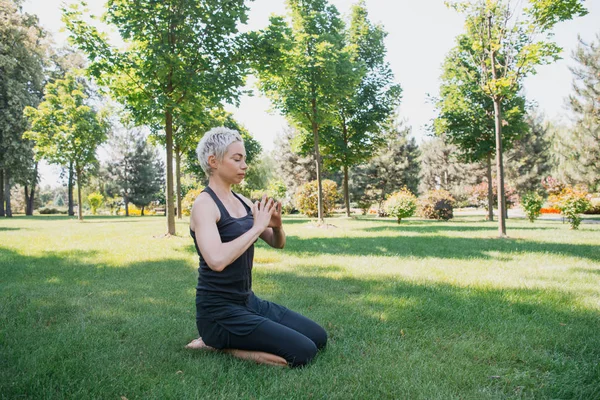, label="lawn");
[1,214,599,399]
